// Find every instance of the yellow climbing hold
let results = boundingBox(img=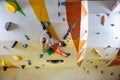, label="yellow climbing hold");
[6,2,17,13]
[12,55,23,61]
[1,59,12,67]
